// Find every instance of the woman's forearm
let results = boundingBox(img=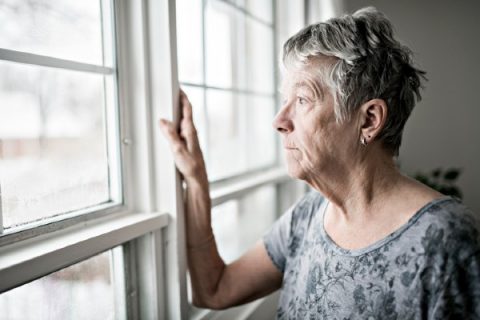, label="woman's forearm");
[185,177,227,308]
